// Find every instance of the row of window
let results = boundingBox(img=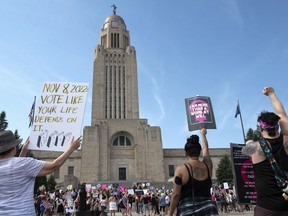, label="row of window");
[104,65,126,119]
[112,136,131,146]
[106,53,125,58]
